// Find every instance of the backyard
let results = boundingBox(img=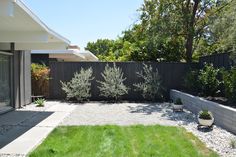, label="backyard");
[1,0,236,157]
[24,102,235,157]
[27,57,236,157]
